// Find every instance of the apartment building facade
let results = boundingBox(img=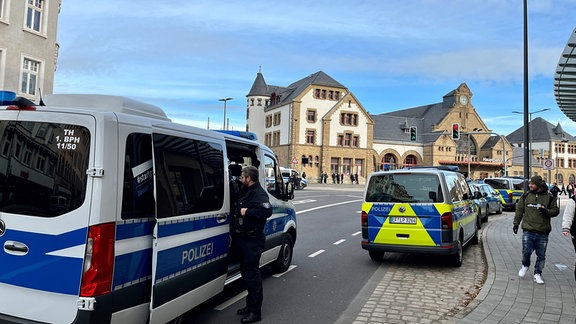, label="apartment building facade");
[0,0,61,101]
